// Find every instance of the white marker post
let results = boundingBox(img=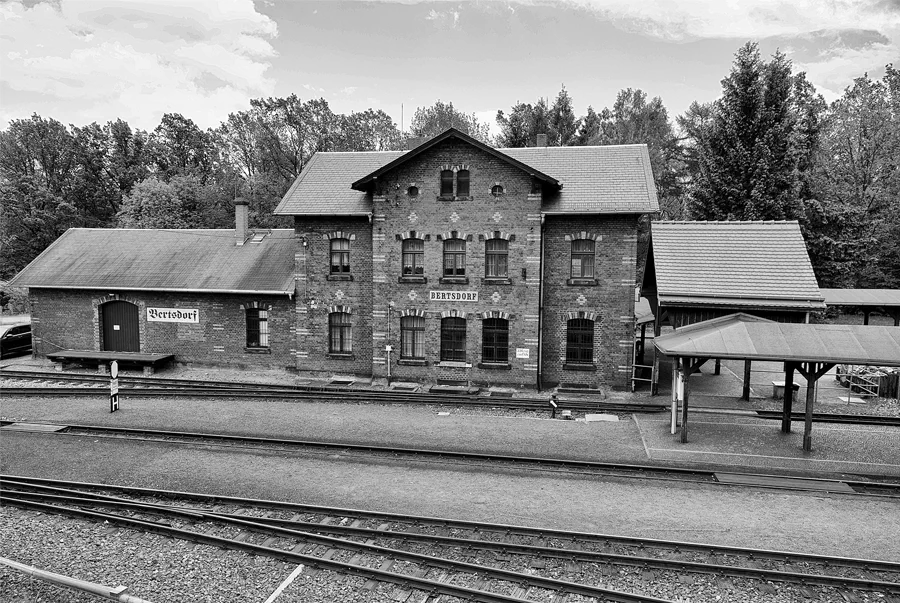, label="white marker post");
[109,360,119,413]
